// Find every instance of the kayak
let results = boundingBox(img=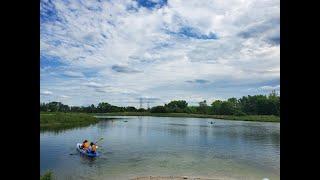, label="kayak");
[76,143,99,157]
